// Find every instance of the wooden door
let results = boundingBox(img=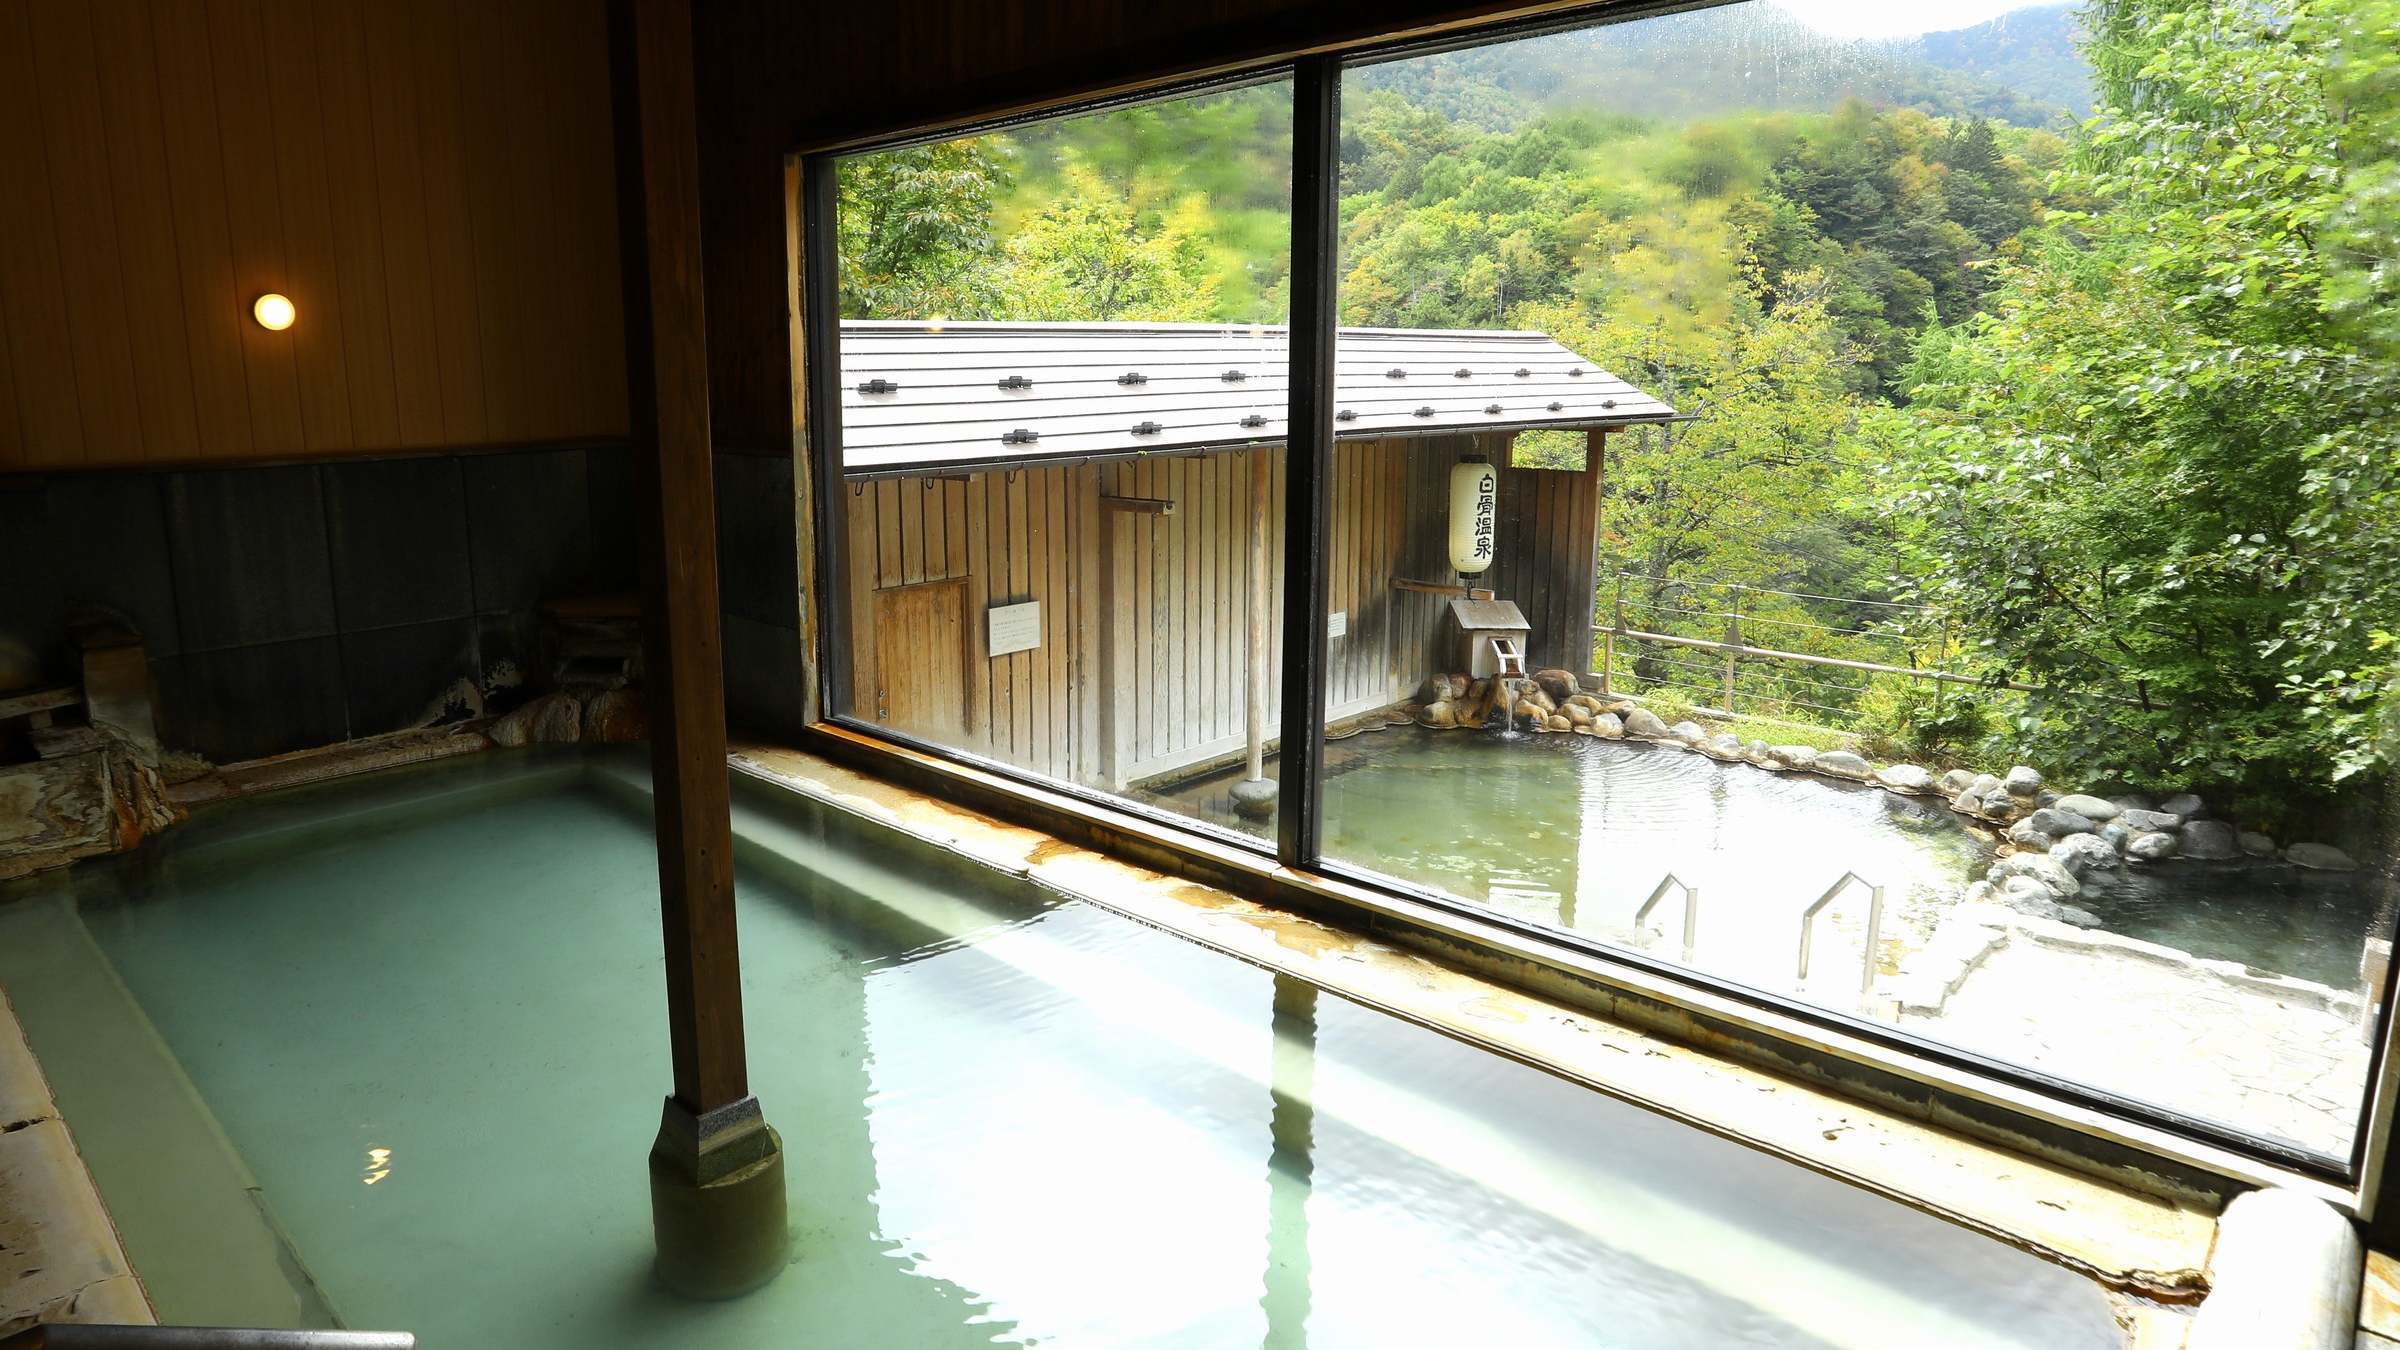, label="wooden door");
[871,579,969,738]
